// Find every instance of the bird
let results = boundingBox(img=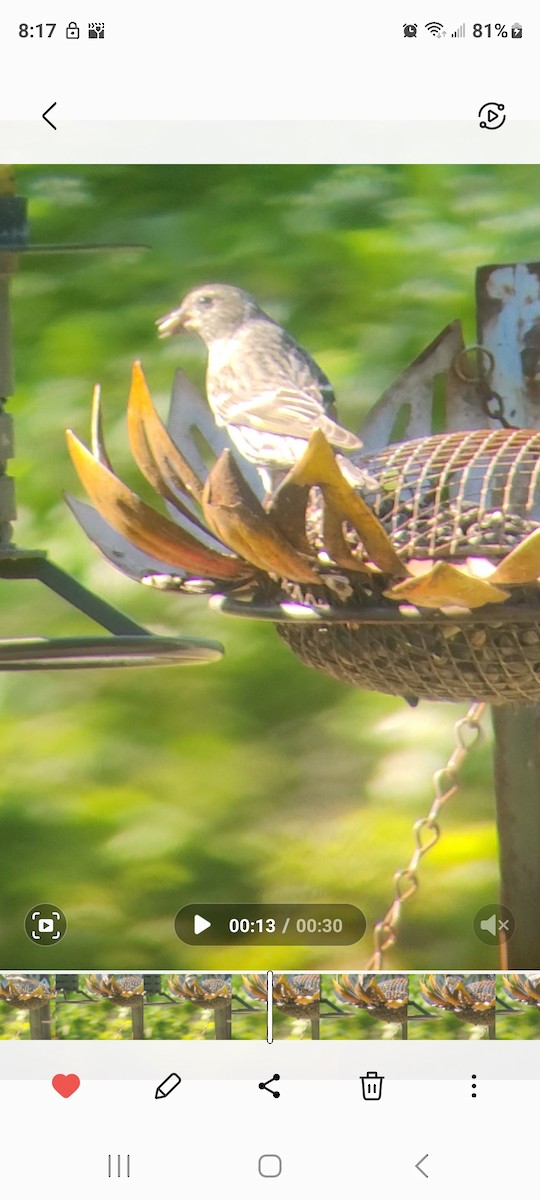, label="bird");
[156,283,373,493]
